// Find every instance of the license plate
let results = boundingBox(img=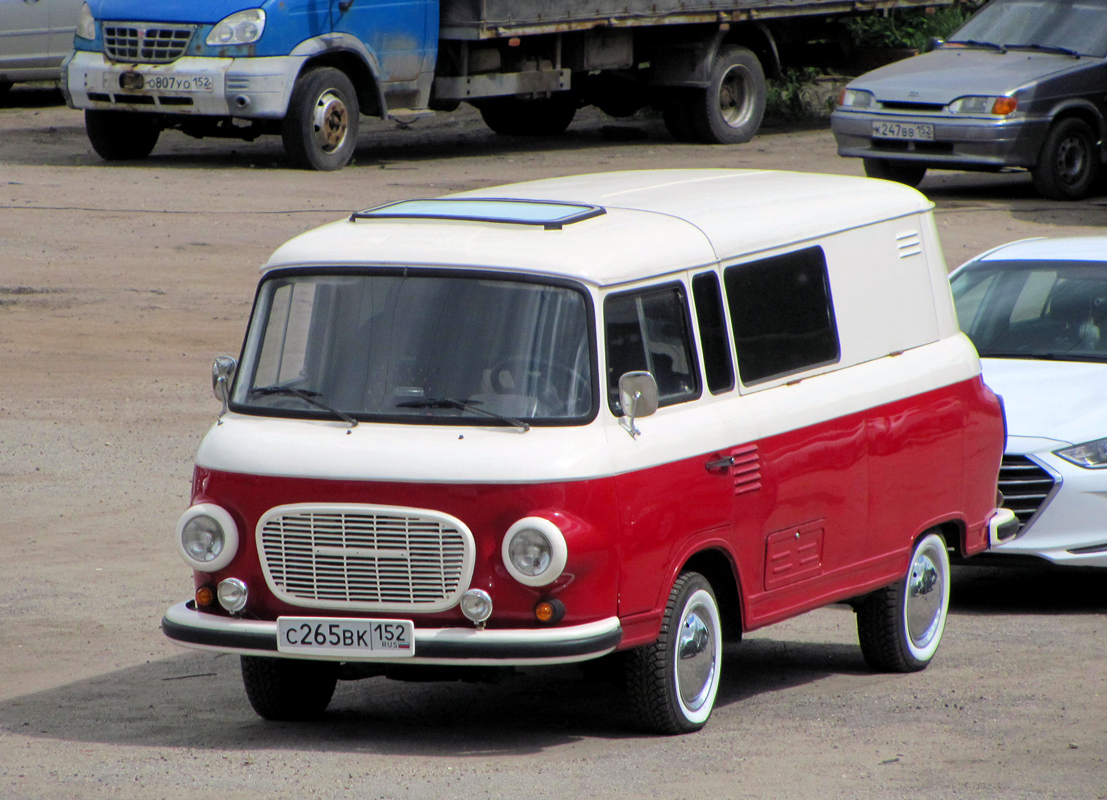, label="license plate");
[872,120,934,141]
[277,617,415,658]
[105,73,214,93]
